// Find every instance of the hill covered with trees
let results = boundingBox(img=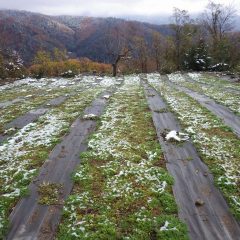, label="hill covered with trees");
[0,1,240,78]
[0,10,172,64]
